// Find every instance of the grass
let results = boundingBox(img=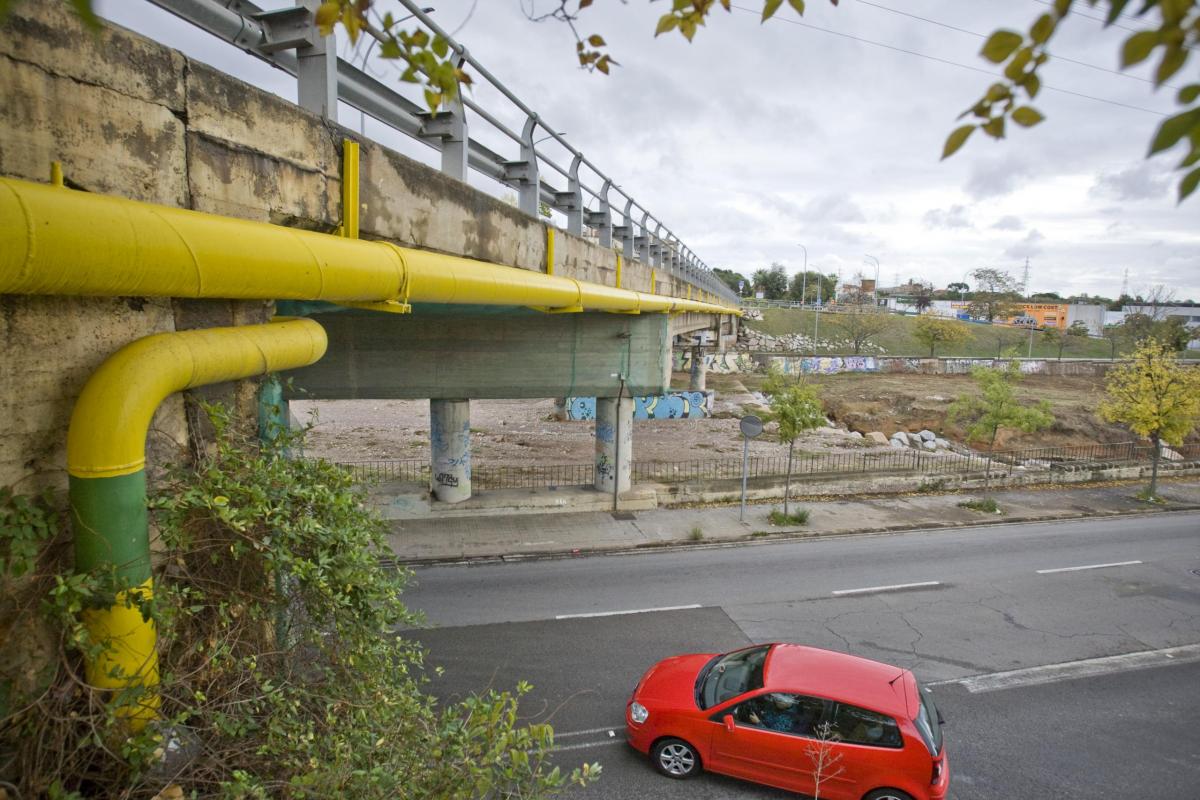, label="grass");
[689,525,704,541]
[958,497,1001,514]
[768,508,810,525]
[747,309,1123,359]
